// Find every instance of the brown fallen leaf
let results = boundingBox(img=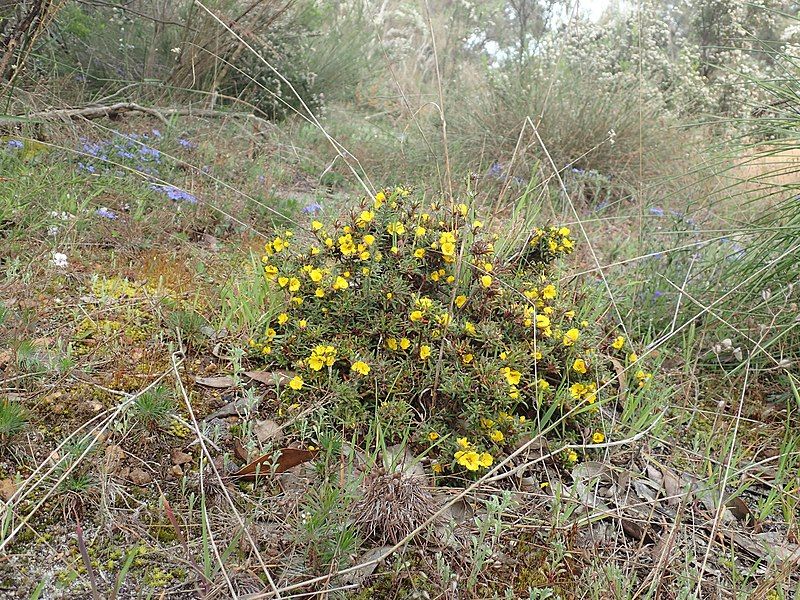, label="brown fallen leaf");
[194,375,235,388]
[232,448,316,480]
[244,370,294,387]
[233,438,249,462]
[725,495,754,527]
[253,419,282,443]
